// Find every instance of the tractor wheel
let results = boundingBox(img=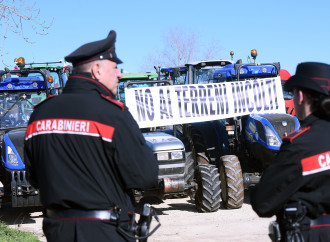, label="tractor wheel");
[184,152,196,200]
[194,164,221,213]
[187,125,208,155]
[196,152,209,165]
[219,155,244,209]
[184,152,195,185]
